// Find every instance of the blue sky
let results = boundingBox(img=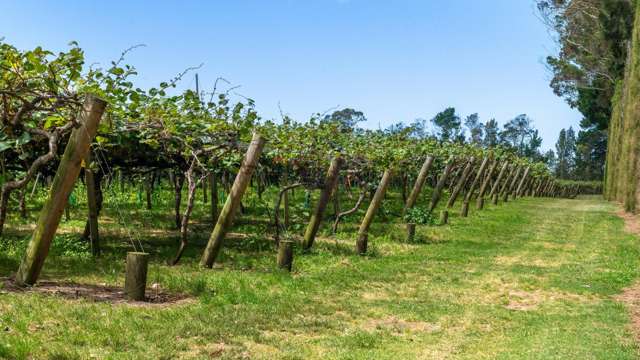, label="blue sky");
[0,0,581,150]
